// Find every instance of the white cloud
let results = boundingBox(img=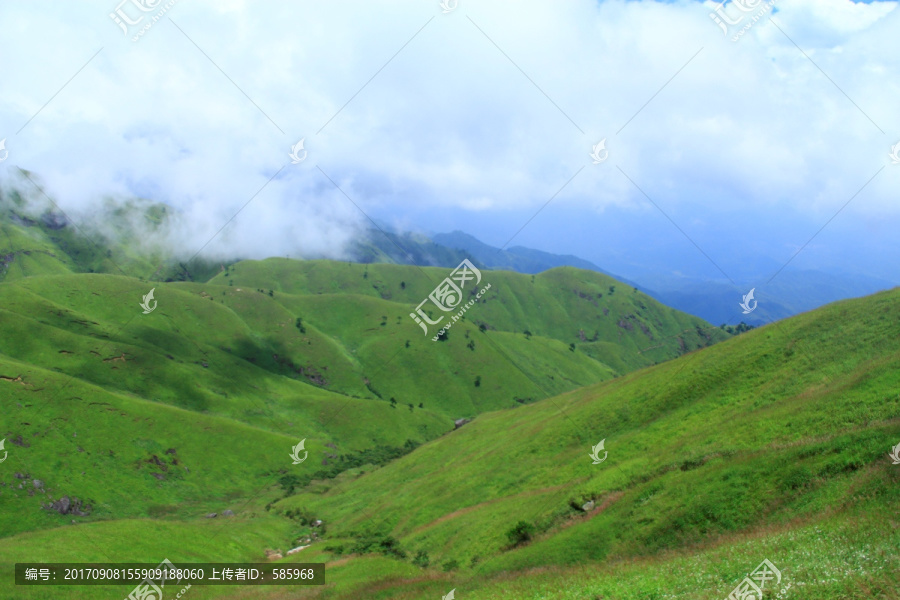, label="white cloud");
[0,0,897,262]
